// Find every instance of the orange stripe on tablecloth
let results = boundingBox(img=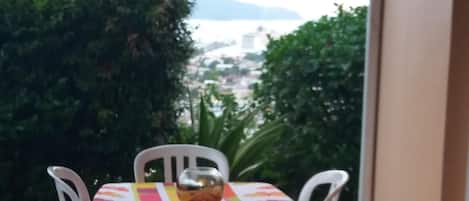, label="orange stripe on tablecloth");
[223,183,241,201]
[95,191,124,198]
